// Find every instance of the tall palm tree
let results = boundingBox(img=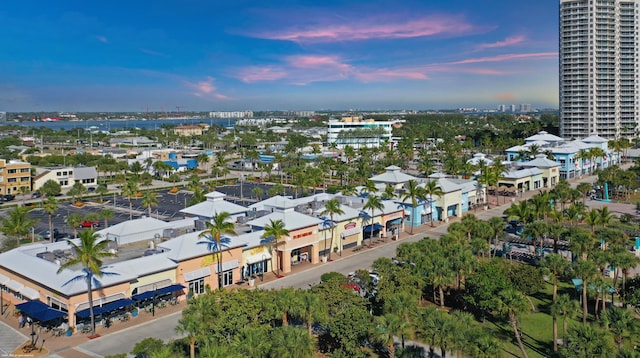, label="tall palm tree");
[597,206,615,228]
[57,229,116,337]
[198,212,236,289]
[552,294,580,348]
[576,182,592,205]
[41,196,58,242]
[542,254,570,352]
[495,288,530,358]
[141,191,159,217]
[401,180,423,234]
[269,326,315,358]
[573,259,598,323]
[66,213,83,239]
[487,217,506,258]
[422,180,444,227]
[363,195,384,247]
[562,324,613,357]
[121,181,139,220]
[321,199,344,260]
[262,219,290,277]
